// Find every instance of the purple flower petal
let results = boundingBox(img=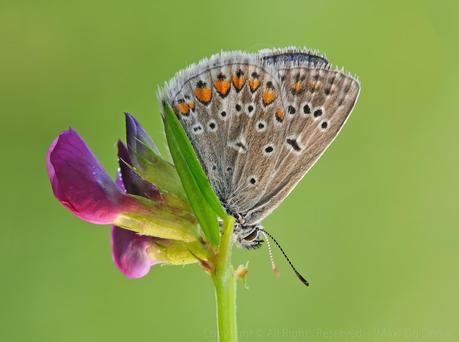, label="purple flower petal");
[117,140,161,200]
[111,164,159,278]
[111,226,159,278]
[123,113,186,199]
[125,112,161,162]
[47,129,134,224]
